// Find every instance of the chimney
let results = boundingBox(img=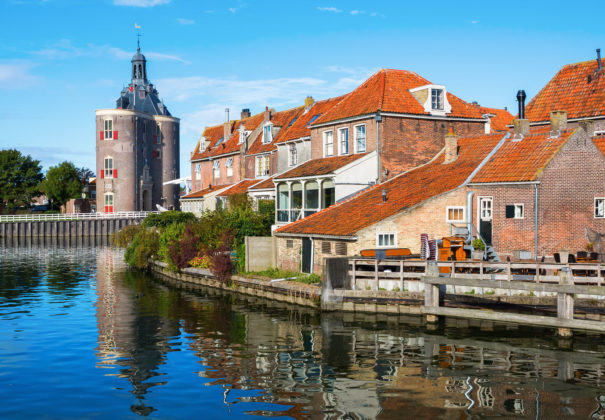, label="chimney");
[304,96,315,111]
[579,119,595,137]
[223,108,230,140]
[241,108,251,119]
[549,110,567,135]
[516,90,526,119]
[513,90,530,138]
[597,48,603,71]
[264,106,271,121]
[382,189,387,203]
[443,127,459,164]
